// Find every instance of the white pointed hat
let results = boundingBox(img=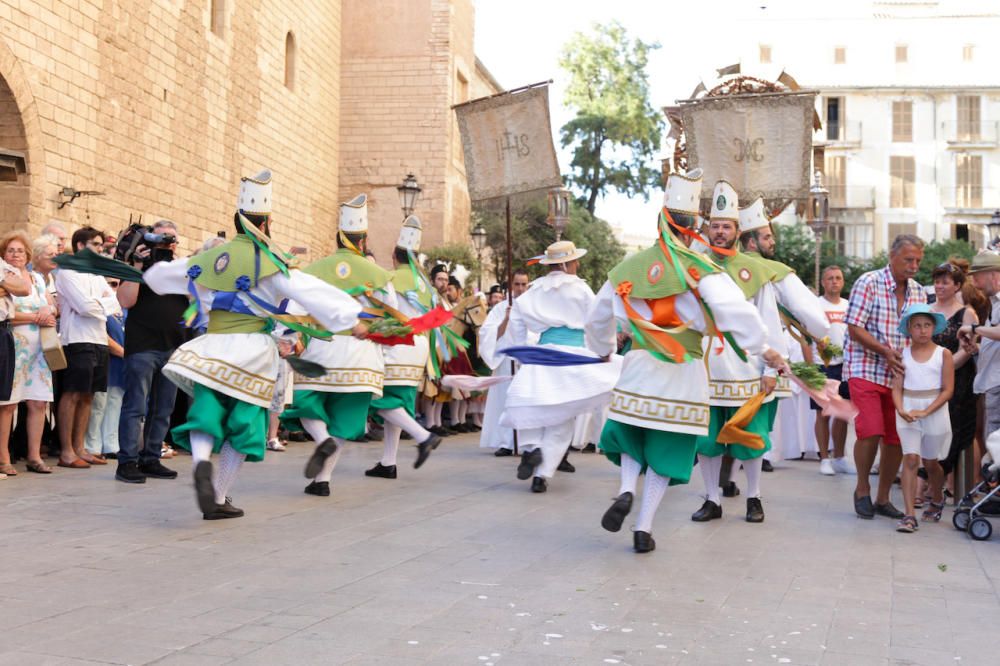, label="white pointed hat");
[339,194,368,233]
[237,169,272,216]
[663,168,703,216]
[738,197,770,233]
[396,215,422,251]
[709,180,739,222]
